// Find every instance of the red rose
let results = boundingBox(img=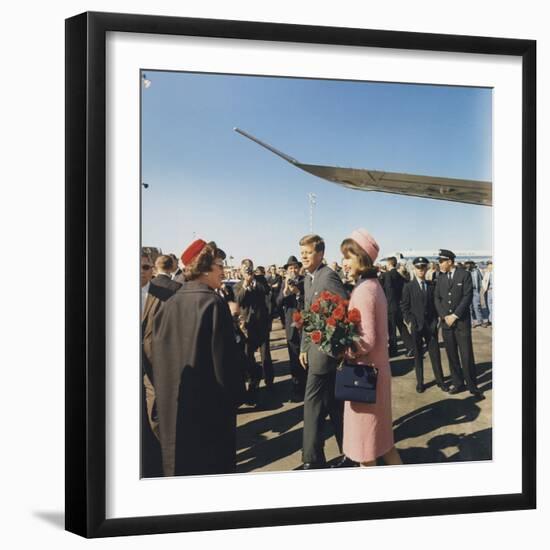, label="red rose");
[326,316,337,327]
[347,308,361,324]
[320,291,332,301]
[311,330,322,344]
[330,294,341,304]
[311,302,320,313]
[292,311,302,323]
[333,305,345,320]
